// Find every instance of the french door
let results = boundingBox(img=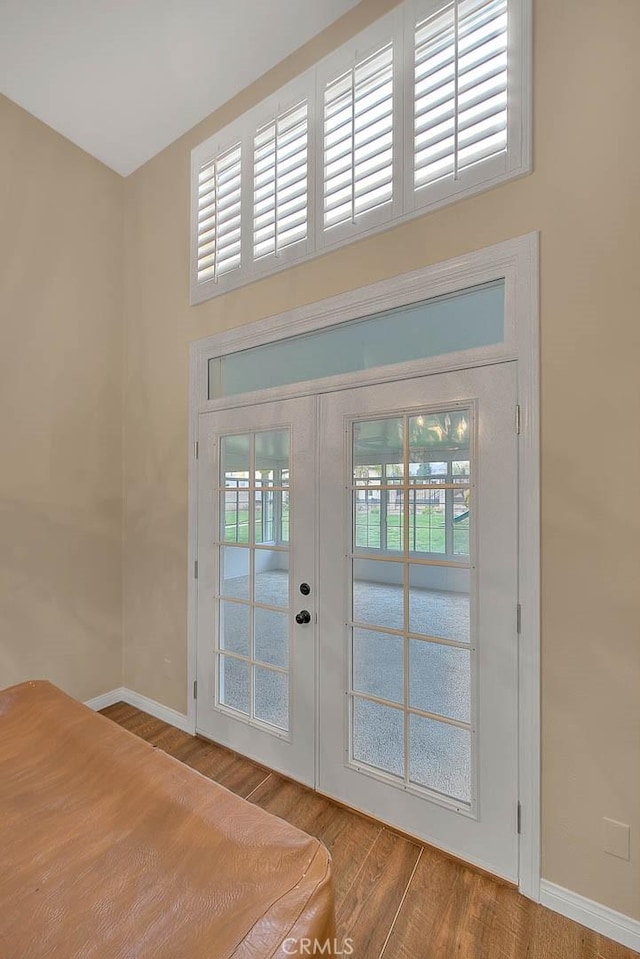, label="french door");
[318,362,518,879]
[196,362,519,880]
[196,395,317,785]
